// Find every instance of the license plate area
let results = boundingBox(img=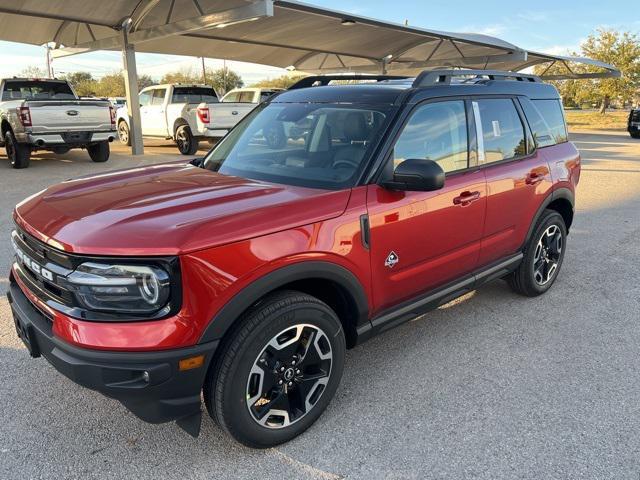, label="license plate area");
[61,131,92,143]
